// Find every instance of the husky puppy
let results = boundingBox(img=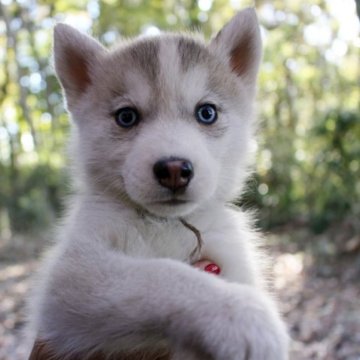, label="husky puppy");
[27,8,288,360]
